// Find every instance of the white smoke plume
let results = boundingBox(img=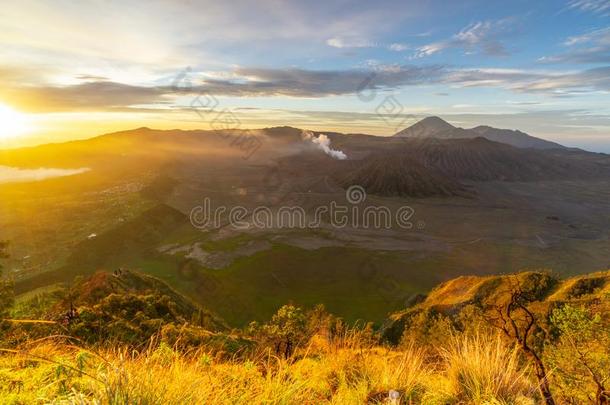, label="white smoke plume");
[302,131,347,160]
